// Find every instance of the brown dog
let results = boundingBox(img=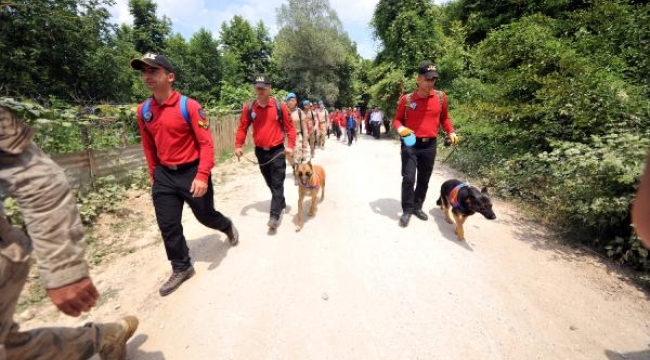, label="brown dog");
[294,161,326,232]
